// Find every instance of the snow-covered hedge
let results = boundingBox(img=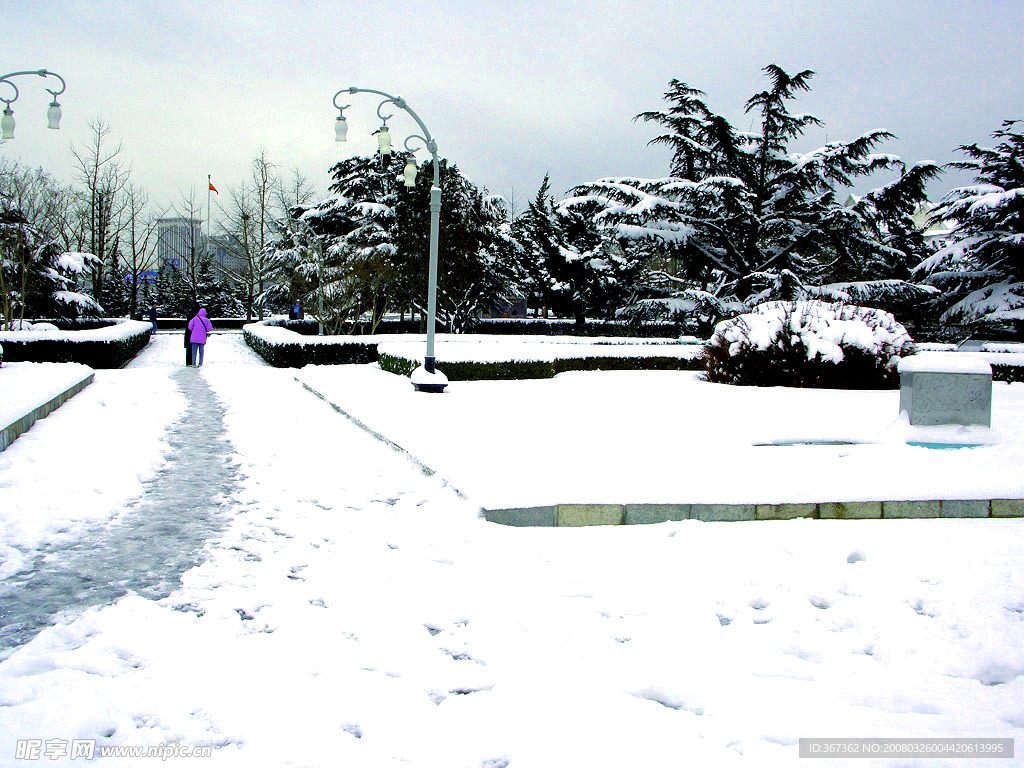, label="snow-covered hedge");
[377,337,703,381]
[477,318,683,337]
[244,319,704,377]
[704,301,914,389]
[244,319,702,374]
[243,323,379,367]
[0,320,152,369]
